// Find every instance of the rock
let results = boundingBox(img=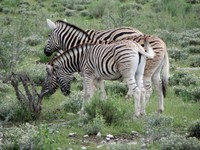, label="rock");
[131,131,139,136]
[96,132,101,138]
[83,135,89,138]
[106,137,110,142]
[106,134,114,139]
[68,132,77,137]
[82,146,87,150]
